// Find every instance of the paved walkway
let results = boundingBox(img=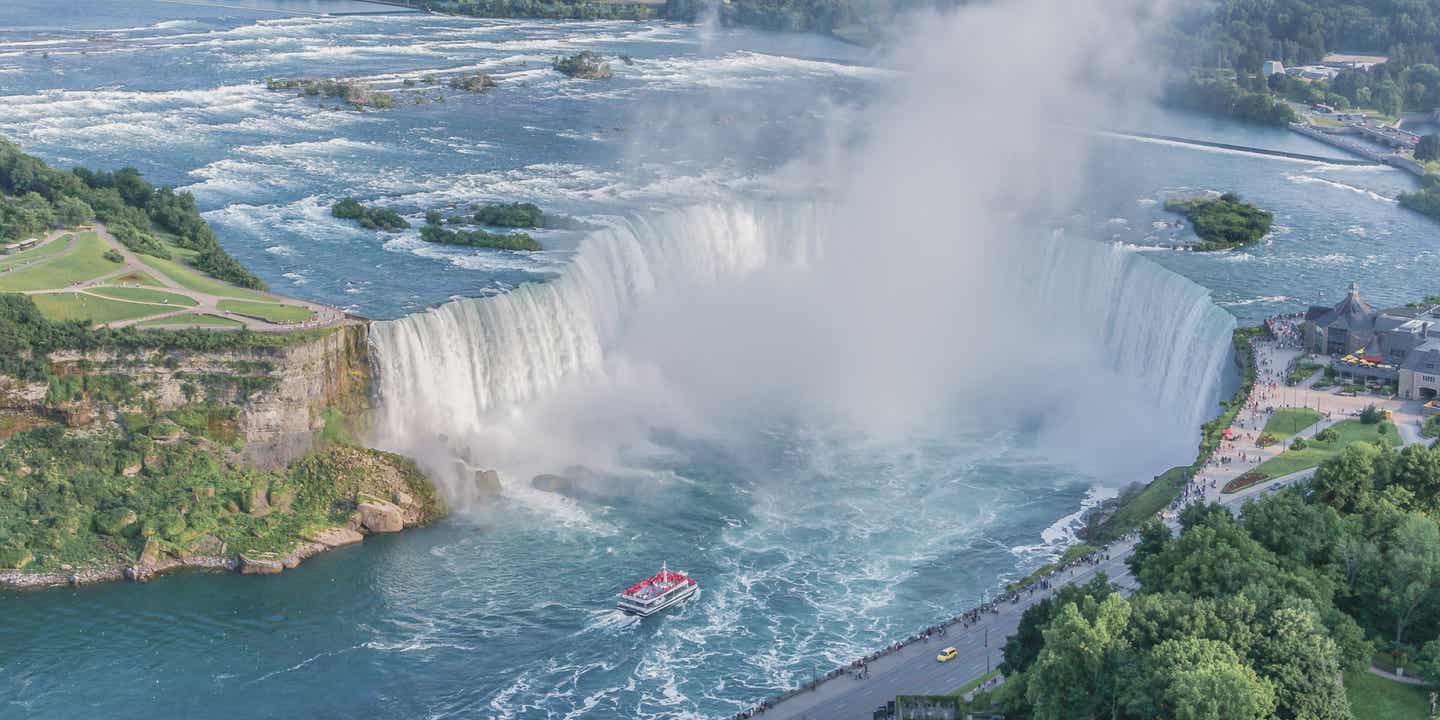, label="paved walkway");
[11,223,347,332]
[1368,665,1432,687]
[1192,316,1431,506]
